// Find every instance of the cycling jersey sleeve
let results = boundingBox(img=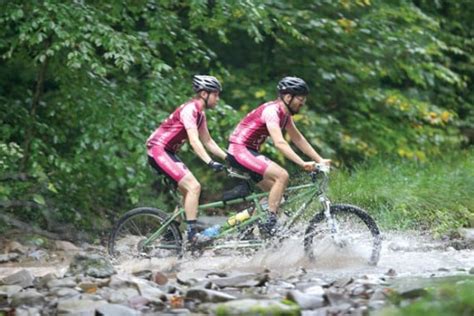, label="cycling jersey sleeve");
[180,103,199,129]
[198,113,208,135]
[261,106,281,128]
